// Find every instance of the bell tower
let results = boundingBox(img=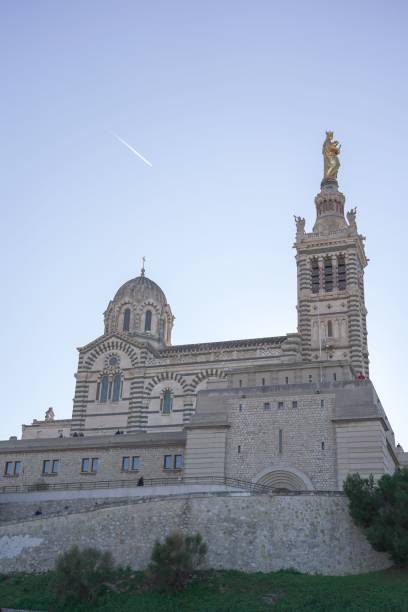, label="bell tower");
[294,133,369,377]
